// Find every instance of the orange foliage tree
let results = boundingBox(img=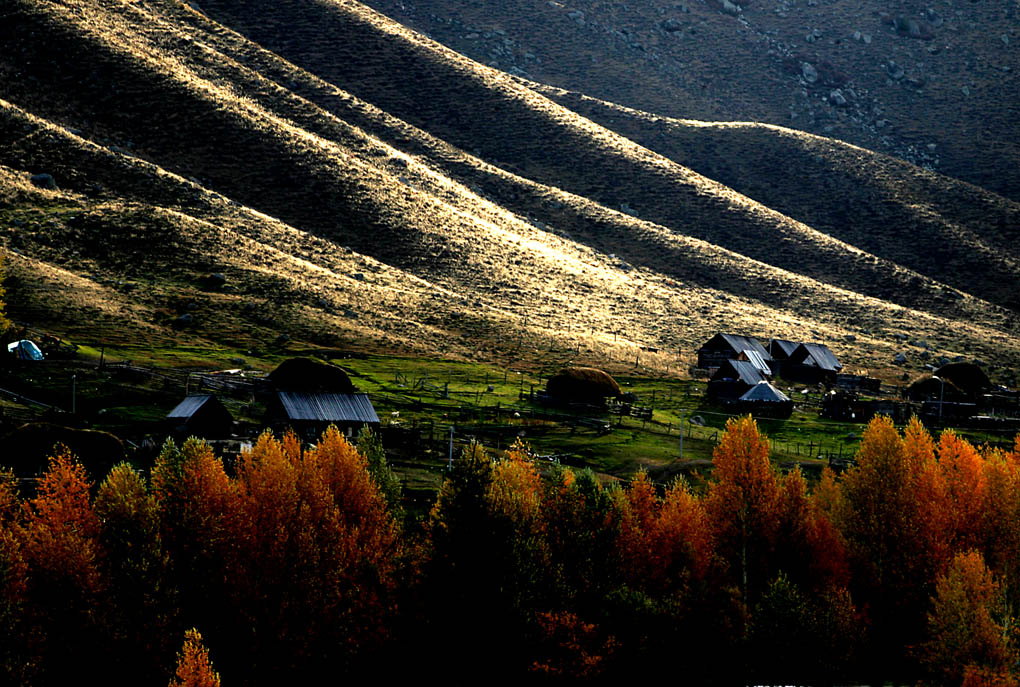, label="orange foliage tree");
[169,628,221,687]
[16,449,106,683]
[705,415,781,607]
